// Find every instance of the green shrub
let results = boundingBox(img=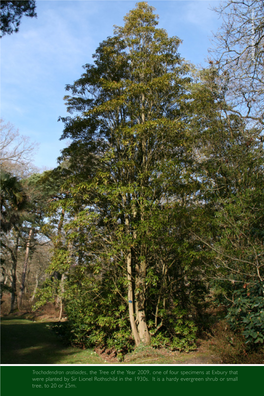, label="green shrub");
[60,275,134,357]
[149,301,197,352]
[226,281,264,347]
[58,279,198,356]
